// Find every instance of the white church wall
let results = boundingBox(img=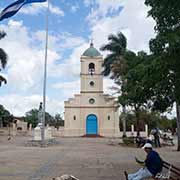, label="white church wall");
[99,108,120,137]
[81,75,103,92]
[64,108,82,136]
